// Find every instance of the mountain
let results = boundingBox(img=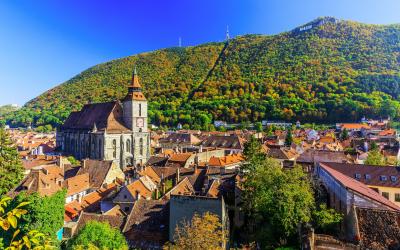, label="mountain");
[6,17,400,129]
